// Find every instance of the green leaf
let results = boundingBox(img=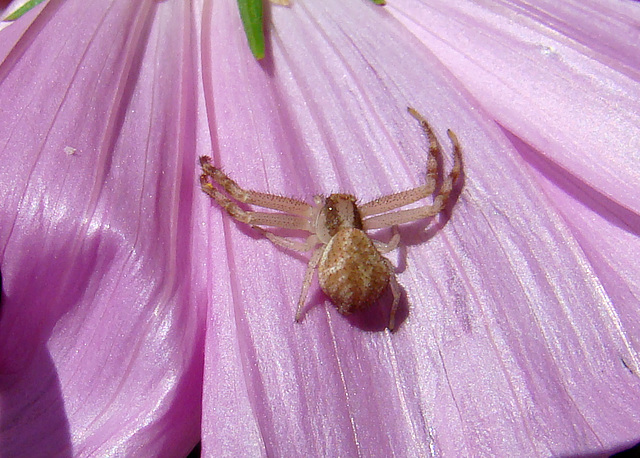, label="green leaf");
[369,0,387,5]
[237,0,265,60]
[4,0,47,21]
